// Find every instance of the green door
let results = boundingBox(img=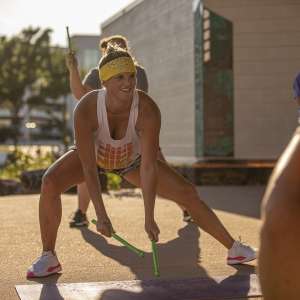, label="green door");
[194,3,234,157]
